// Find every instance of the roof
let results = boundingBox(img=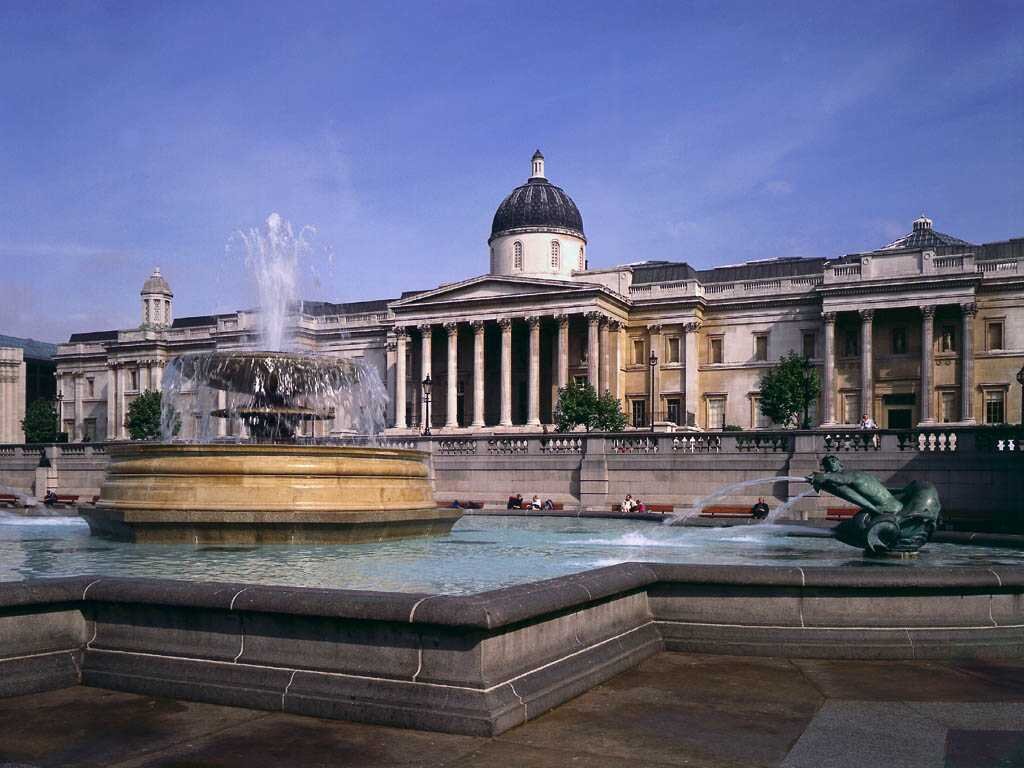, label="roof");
[880,215,971,251]
[301,299,392,316]
[67,330,118,343]
[0,334,58,360]
[490,178,585,241]
[632,257,826,285]
[171,315,222,328]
